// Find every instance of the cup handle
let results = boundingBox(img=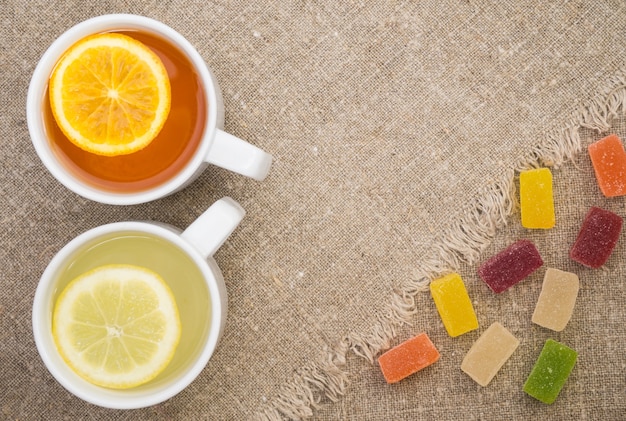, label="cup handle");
[205,129,273,181]
[180,197,246,259]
